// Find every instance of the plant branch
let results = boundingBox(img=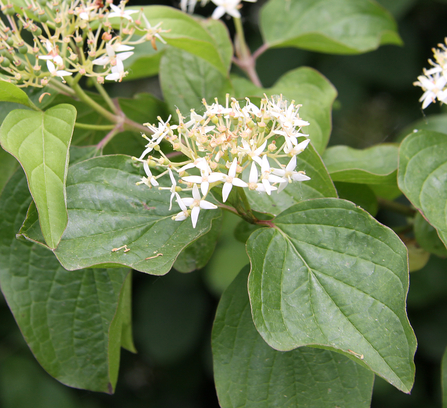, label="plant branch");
[233,17,263,88]
[75,122,116,130]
